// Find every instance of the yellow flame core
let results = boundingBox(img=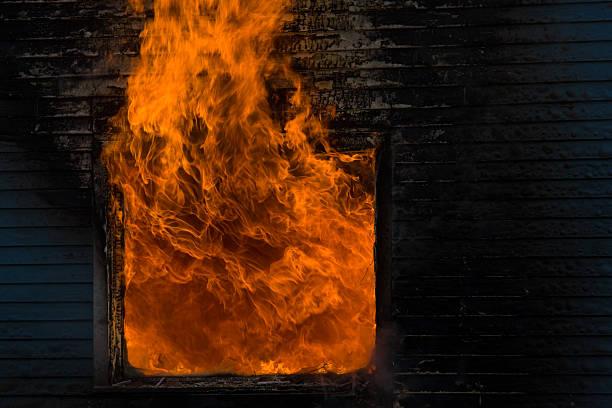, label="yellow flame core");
[104,0,375,375]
